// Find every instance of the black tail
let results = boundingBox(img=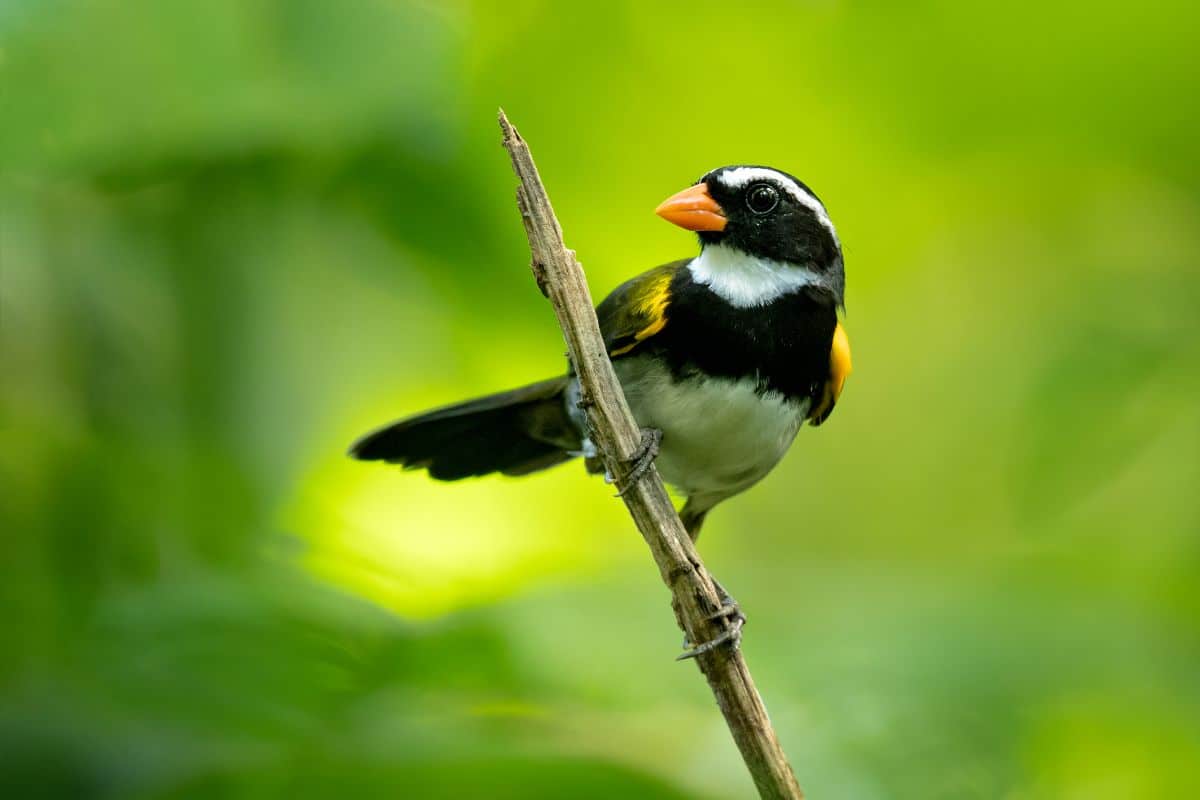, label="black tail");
[349,377,581,481]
